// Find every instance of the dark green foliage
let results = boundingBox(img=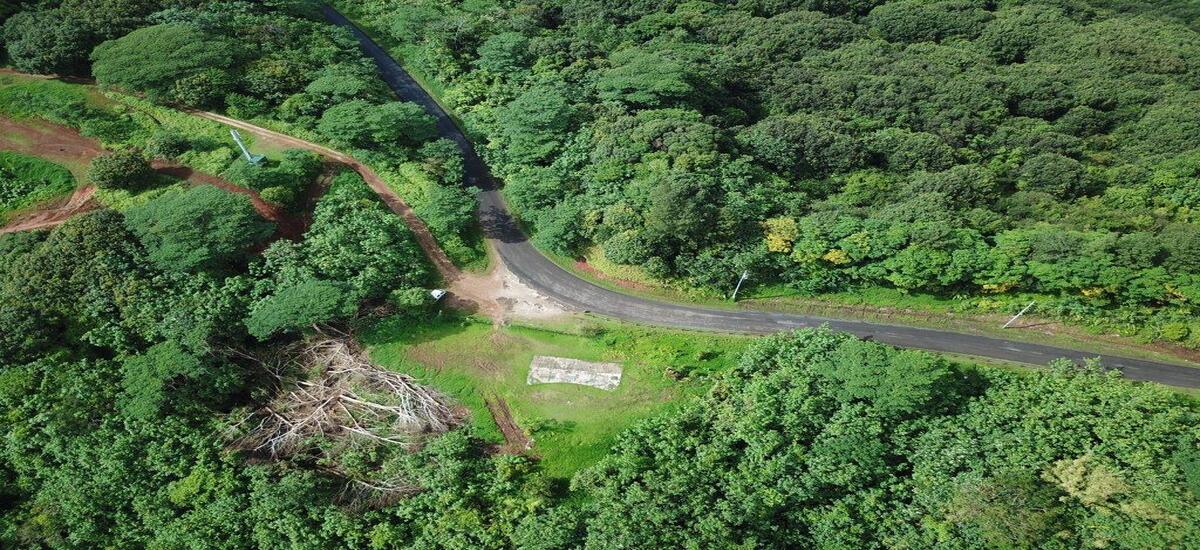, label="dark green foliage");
[124,184,274,273]
[0,303,57,367]
[574,329,1200,548]
[91,24,240,103]
[1017,152,1089,198]
[866,0,992,43]
[1,10,91,75]
[87,149,152,190]
[739,115,862,176]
